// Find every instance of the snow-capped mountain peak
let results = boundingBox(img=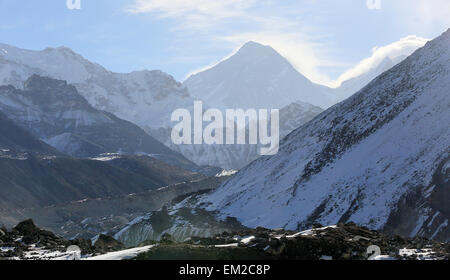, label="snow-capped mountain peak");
[184,41,335,110]
[230,41,287,62]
